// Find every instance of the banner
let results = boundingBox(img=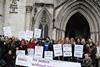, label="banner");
[31,57,81,67]
[3,26,12,37]
[53,44,62,57]
[74,45,83,58]
[16,55,81,67]
[35,46,43,58]
[34,29,41,38]
[63,44,72,57]
[44,51,53,60]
